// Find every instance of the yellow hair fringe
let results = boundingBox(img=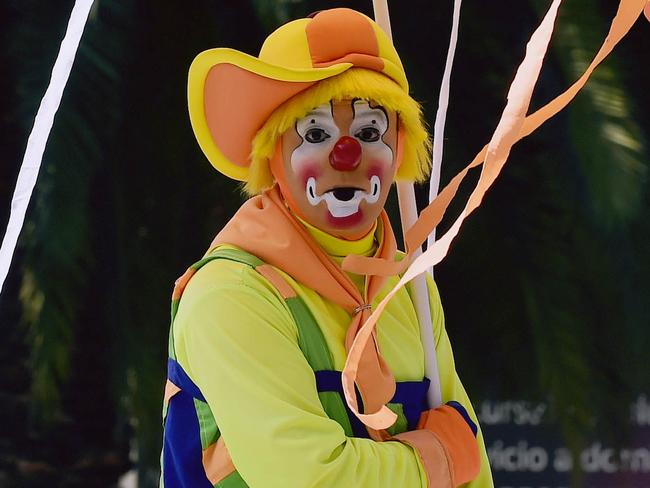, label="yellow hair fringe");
[245,68,431,195]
